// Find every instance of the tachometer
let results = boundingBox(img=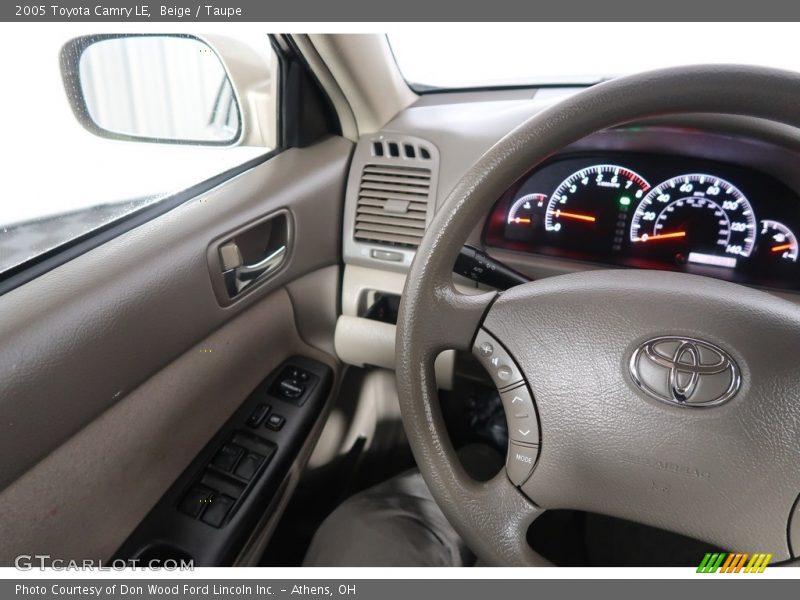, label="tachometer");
[630,174,756,267]
[545,165,650,246]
